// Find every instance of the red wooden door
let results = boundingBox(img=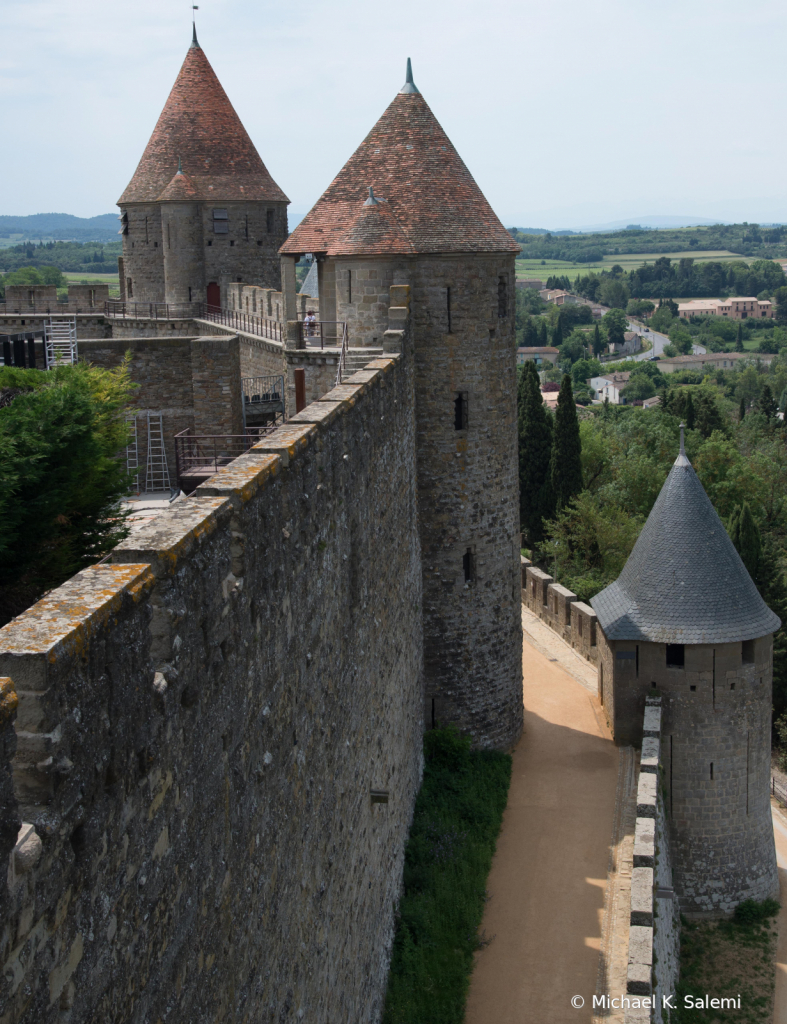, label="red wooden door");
[206,282,220,310]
